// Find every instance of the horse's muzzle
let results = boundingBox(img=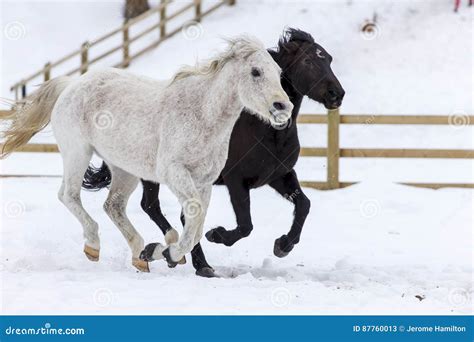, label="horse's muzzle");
[269,101,293,124]
[325,88,345,109]
[269,108,291,124]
